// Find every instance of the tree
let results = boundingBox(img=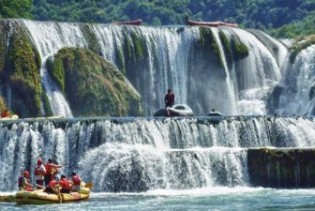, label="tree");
[0,0,32,19]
